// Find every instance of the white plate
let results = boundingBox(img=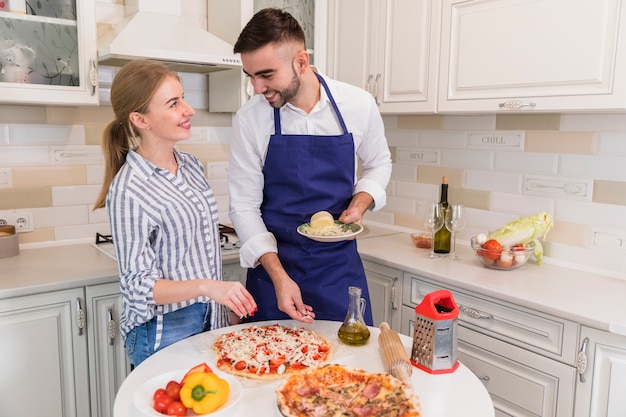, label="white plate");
[297,221,364,243]
[133,369,243,417]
